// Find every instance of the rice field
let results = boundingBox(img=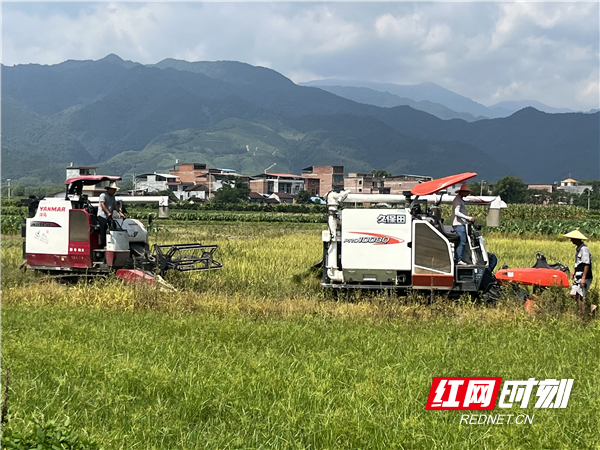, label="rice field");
[1,222,599,449]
